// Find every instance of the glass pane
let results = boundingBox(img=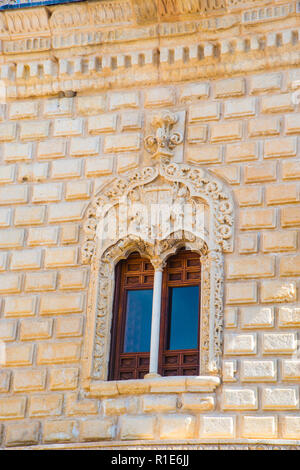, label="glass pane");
[168,286,199,351]
[123,289,153,353]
